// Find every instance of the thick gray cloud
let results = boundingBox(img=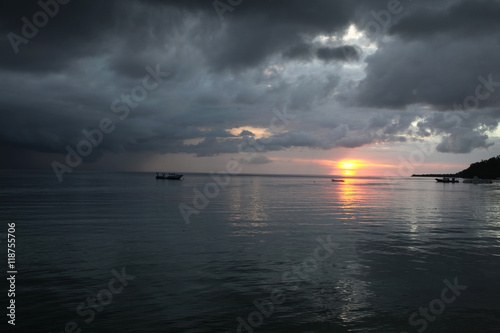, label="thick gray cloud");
[317,45,361,62]
[356,0,500,110]
[436,130,493,154]
[389,0,500,39]
[1,0,499,170]
[356,36,500,110]
[416,109,500,153]
[282,43,314,61]
[1,1,116,72]
[240,155,272,165]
